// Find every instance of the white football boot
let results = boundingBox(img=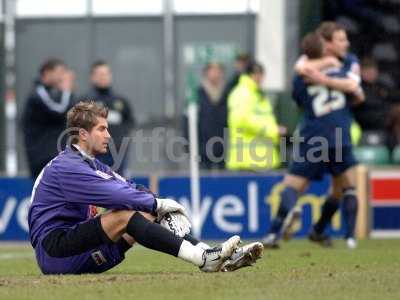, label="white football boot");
[346,238,357,249]
[200,235,241,272]
[220,242,264,272]
[282,206,302,241]
[262,233,280,249]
